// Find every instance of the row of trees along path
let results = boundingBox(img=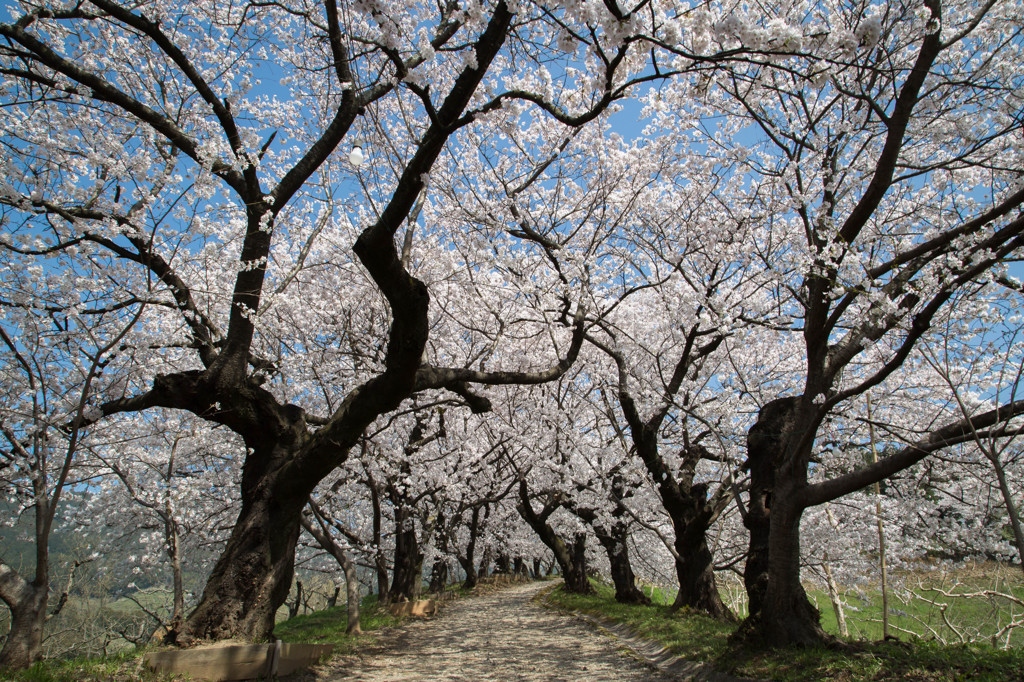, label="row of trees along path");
[3,0,1024,671]
[303,581,673,682]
